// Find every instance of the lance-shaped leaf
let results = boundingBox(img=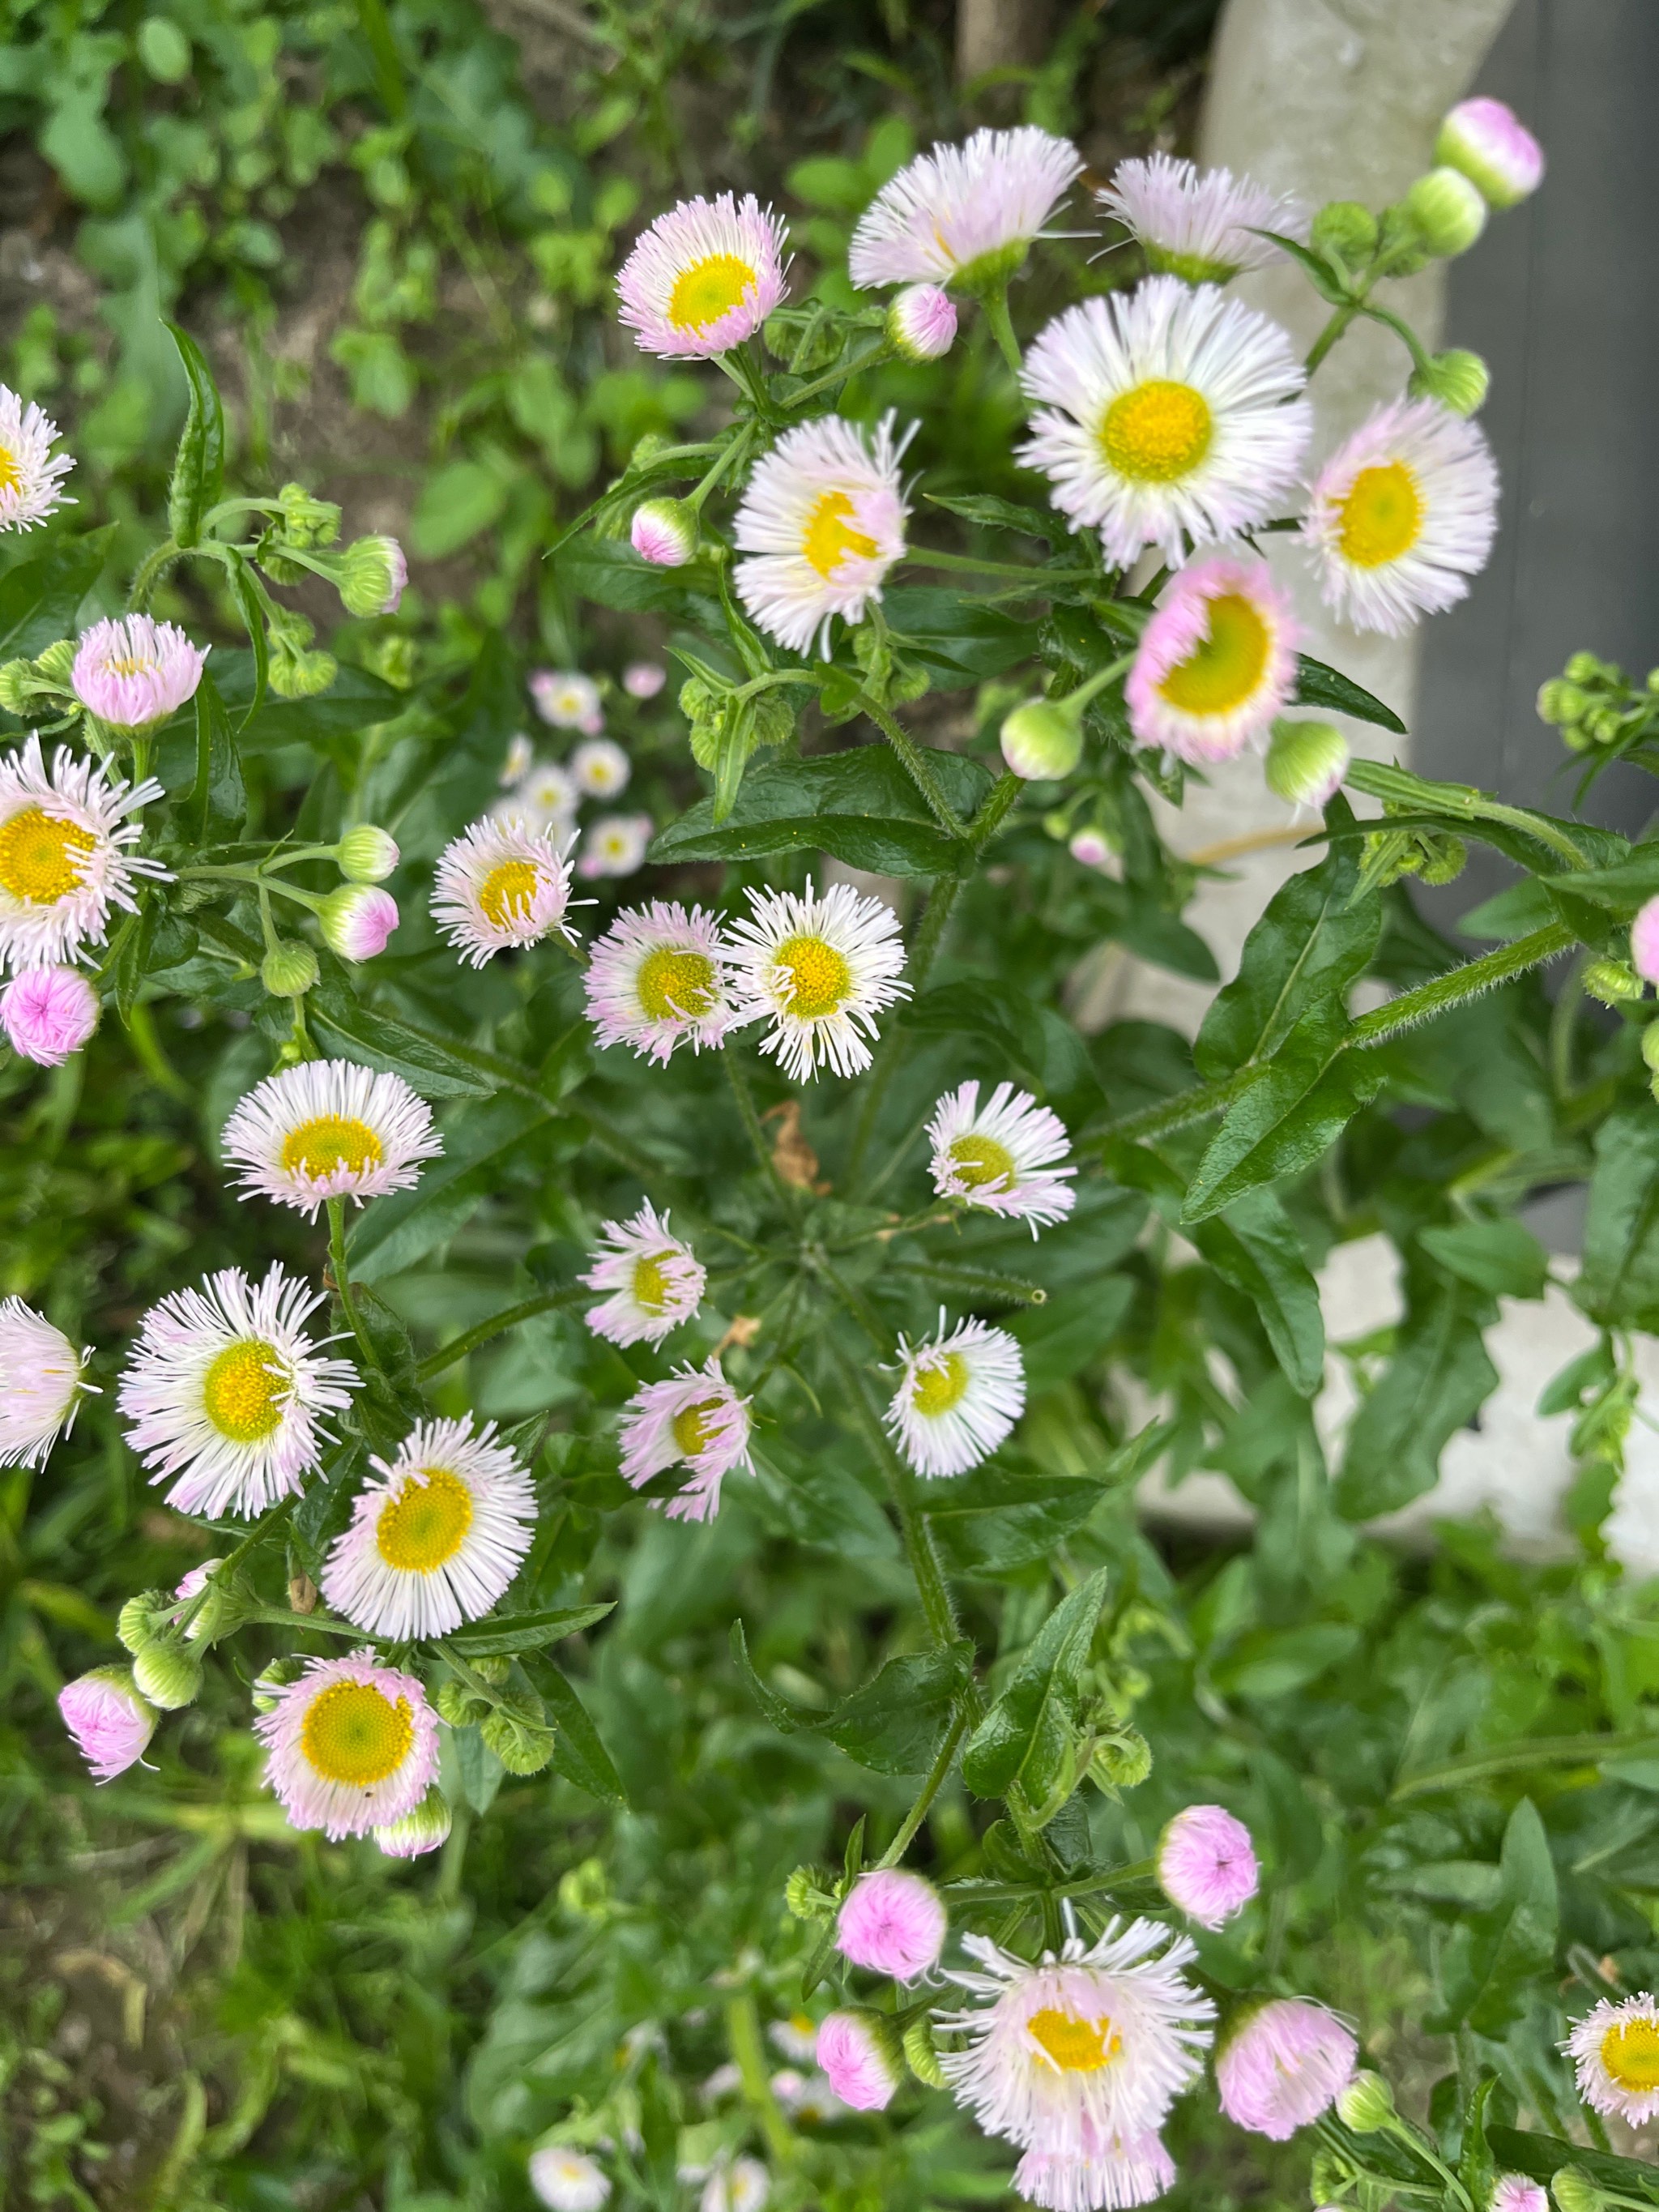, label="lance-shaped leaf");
[1428,1796,1557,2035]
[165,322,225,550]
[1577,1106,1659,1333]
[441,1603,614,1659]
[1182,1008,1381,1225]
[523,1655,627,1804]
[961,1566,1110,1808]
[1335,1260,1499,1518]
[1293,653,1406,732]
